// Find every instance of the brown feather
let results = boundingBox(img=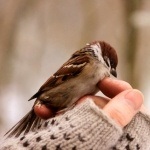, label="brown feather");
[5,41,118,138]
[29,55,90,101]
